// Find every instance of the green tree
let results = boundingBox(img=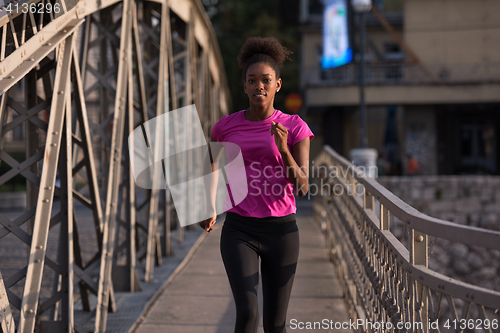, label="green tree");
[203,0,301,114]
